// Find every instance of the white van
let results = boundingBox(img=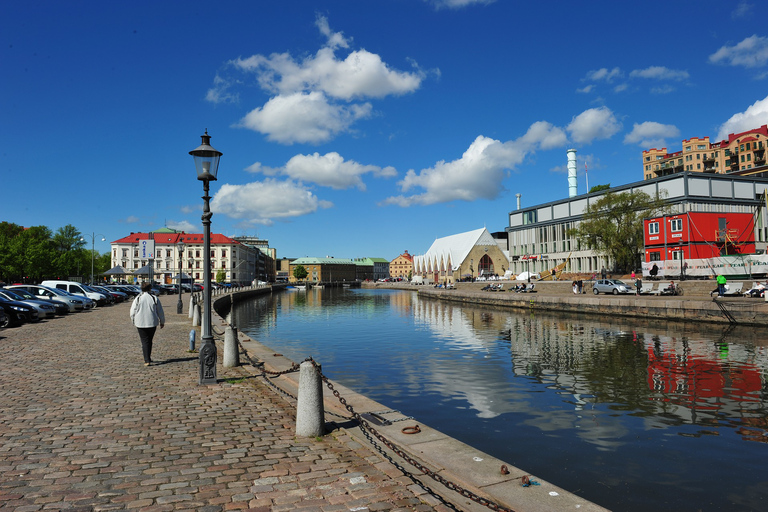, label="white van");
[41,280,107,307]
